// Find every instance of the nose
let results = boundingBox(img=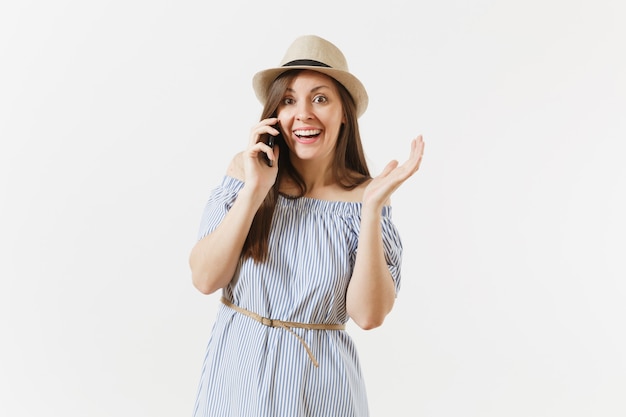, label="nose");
[295,101,313,121]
